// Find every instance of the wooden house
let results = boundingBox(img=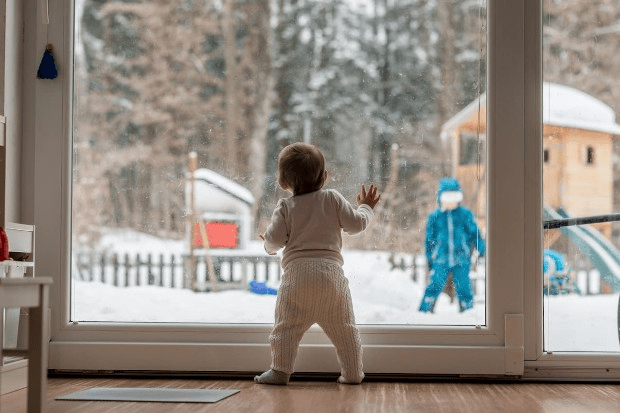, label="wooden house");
[441,82,620,239]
